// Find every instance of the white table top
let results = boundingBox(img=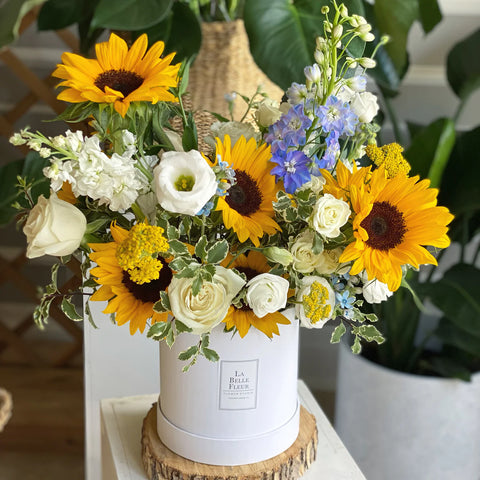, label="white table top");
[100,380,366,480]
